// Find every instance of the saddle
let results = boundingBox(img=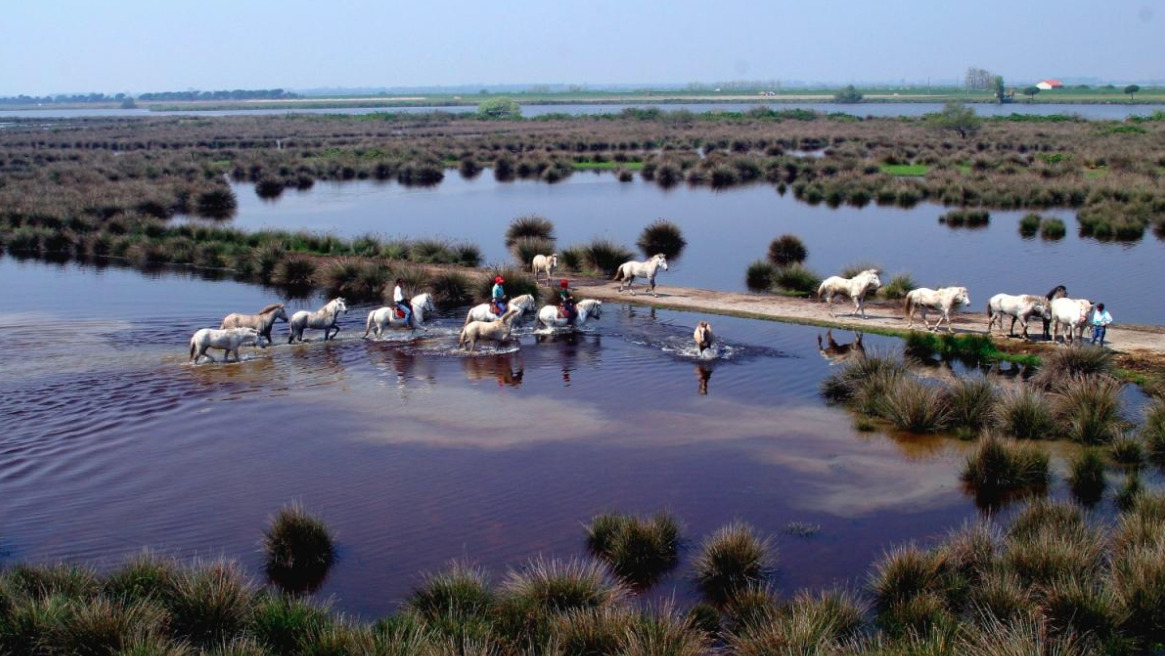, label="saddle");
[395,307,406,319]
[558,306,575,320]
[491,301,506,316]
